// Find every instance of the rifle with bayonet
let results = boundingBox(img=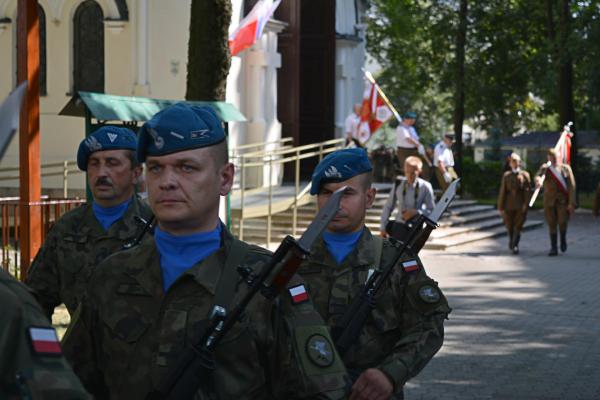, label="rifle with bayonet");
[146,186,346,400]
[332,179,459,357]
